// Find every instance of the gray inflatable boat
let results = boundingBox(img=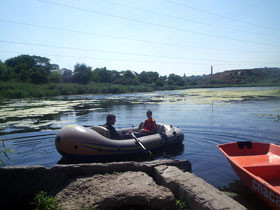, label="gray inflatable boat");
[55,123,184,162]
